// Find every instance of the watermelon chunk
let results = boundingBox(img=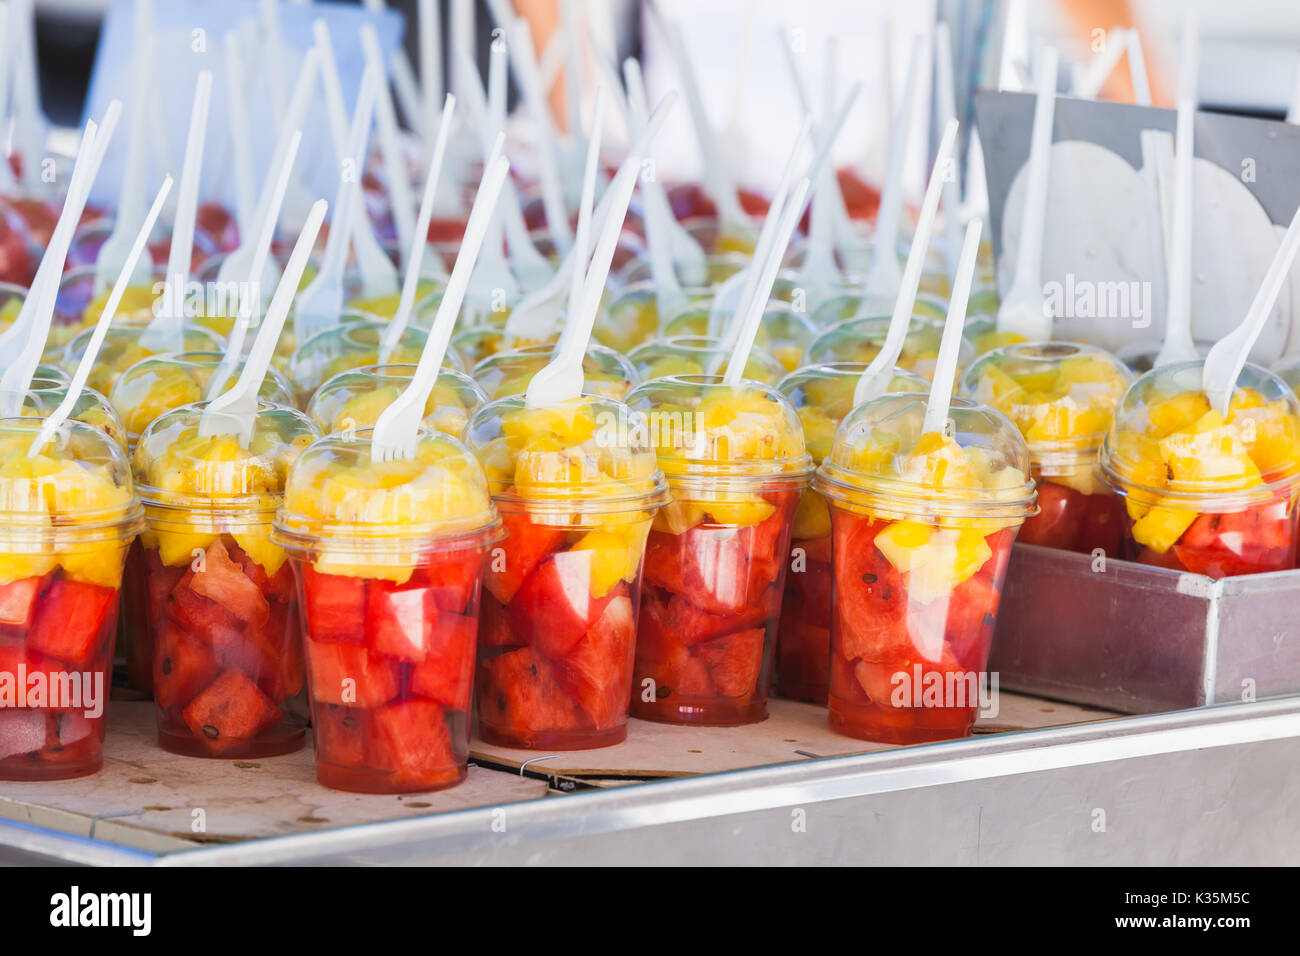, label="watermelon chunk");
[477,647,590,740]
[45,709,95,755]
[642,533,686,592]
[409,611,477,711]
[366,580,434,661]
[312,703,371,770]
[306,640,400,707]
[484,511,566,604]
[693,628,765,698]
[27,579,116,664]
[153,622,221,711]
[665,591,771,646]
[677,526,759,615]
[554,595,635,729]
[189,538,269,628]
[369,699,459,785]
[478,597,524,649]
[508,550,612,660]
[300,564,367,643]
[168,584,243,652]
[230,540,295,603]
[181,670,283,753]
[252,600,304,702]
[0,576,43,629]
[420,547,484,613]
[634,601,714,699]
[144,547,187,622]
